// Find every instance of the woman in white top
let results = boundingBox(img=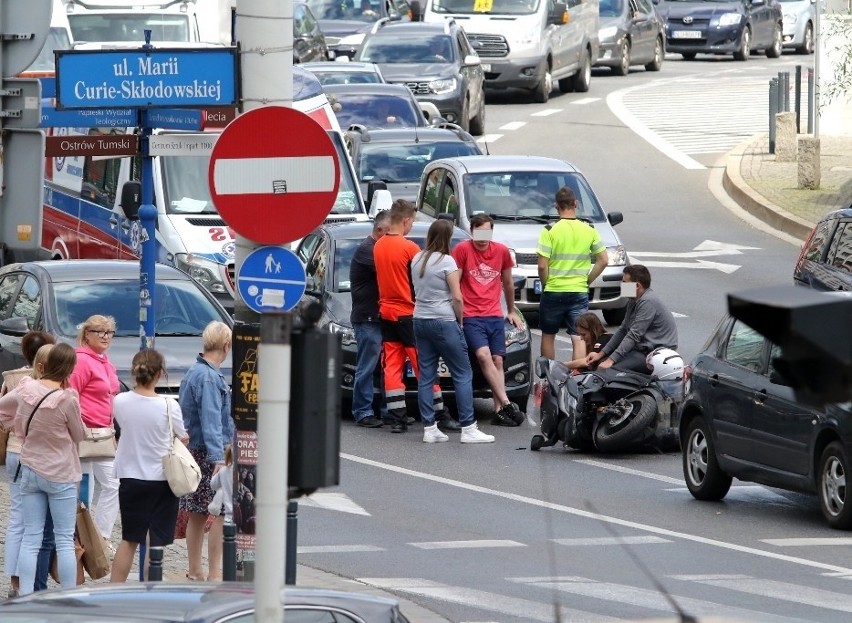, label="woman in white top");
[411,220,494,444]
[110,349,187,582]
